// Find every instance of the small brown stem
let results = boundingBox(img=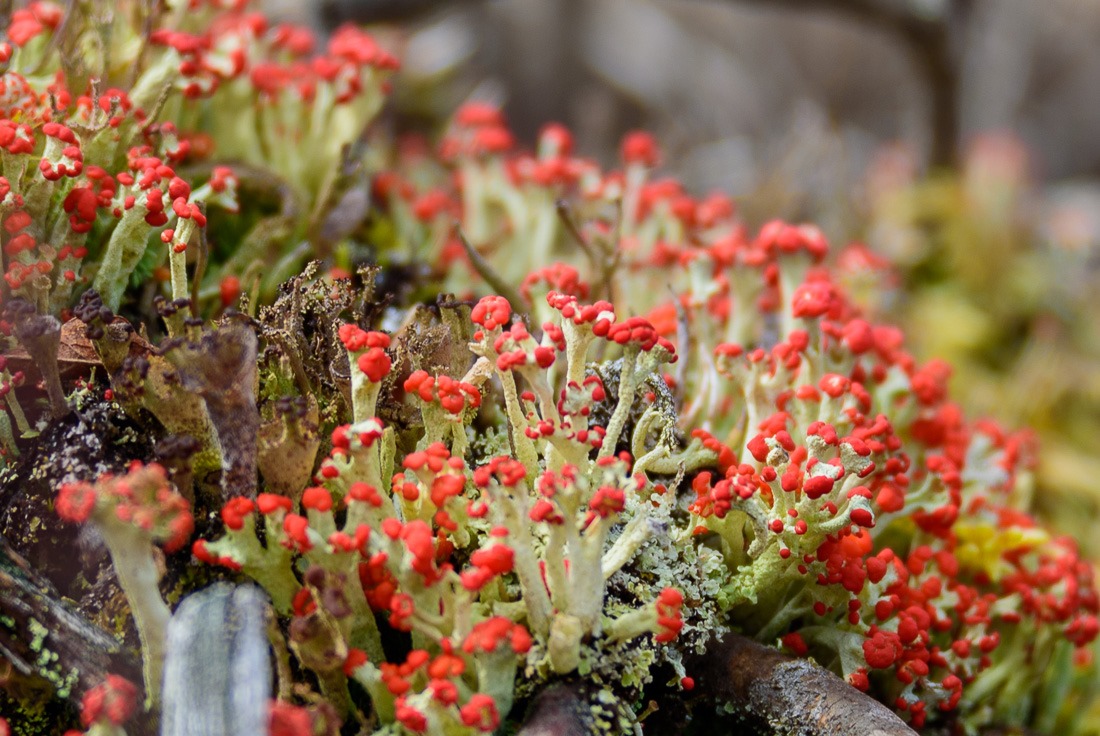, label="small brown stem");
[555,199,598,263]
[671,284,690,407]
[454,225,525,310]
[166,323,259,500]
[14,313,69,419]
